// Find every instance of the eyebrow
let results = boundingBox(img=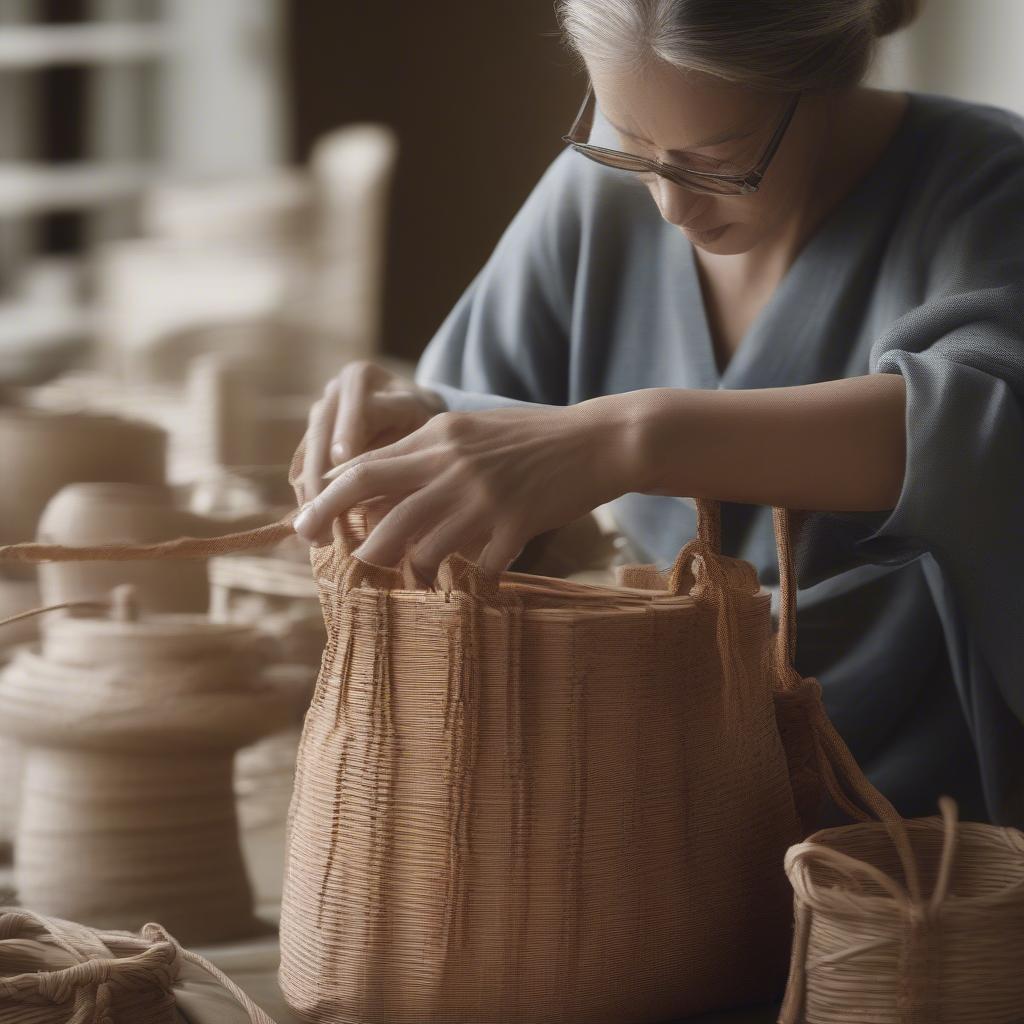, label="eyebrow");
[603,114,757,152]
